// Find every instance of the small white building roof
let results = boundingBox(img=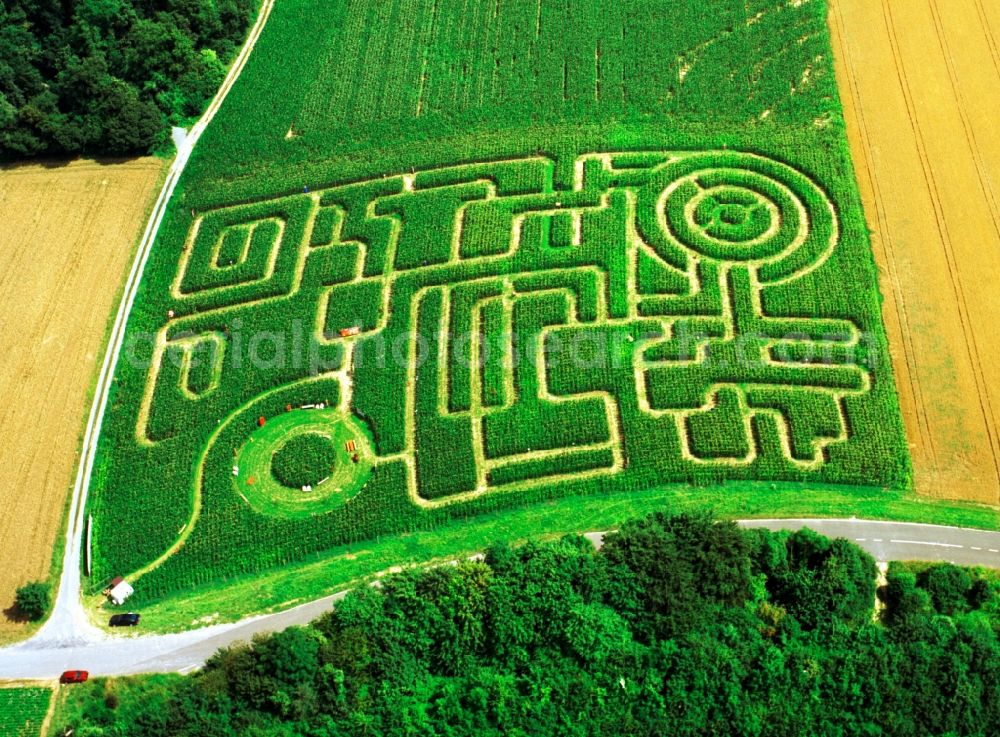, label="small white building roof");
[108,580,134,606]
